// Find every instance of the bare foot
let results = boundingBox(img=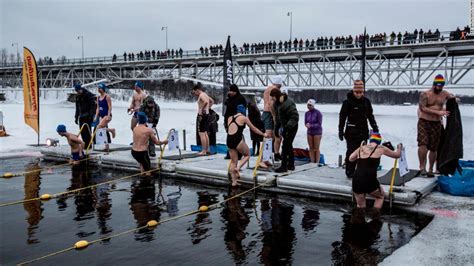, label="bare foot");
[110,128,116,138]
[197,151,207,156]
